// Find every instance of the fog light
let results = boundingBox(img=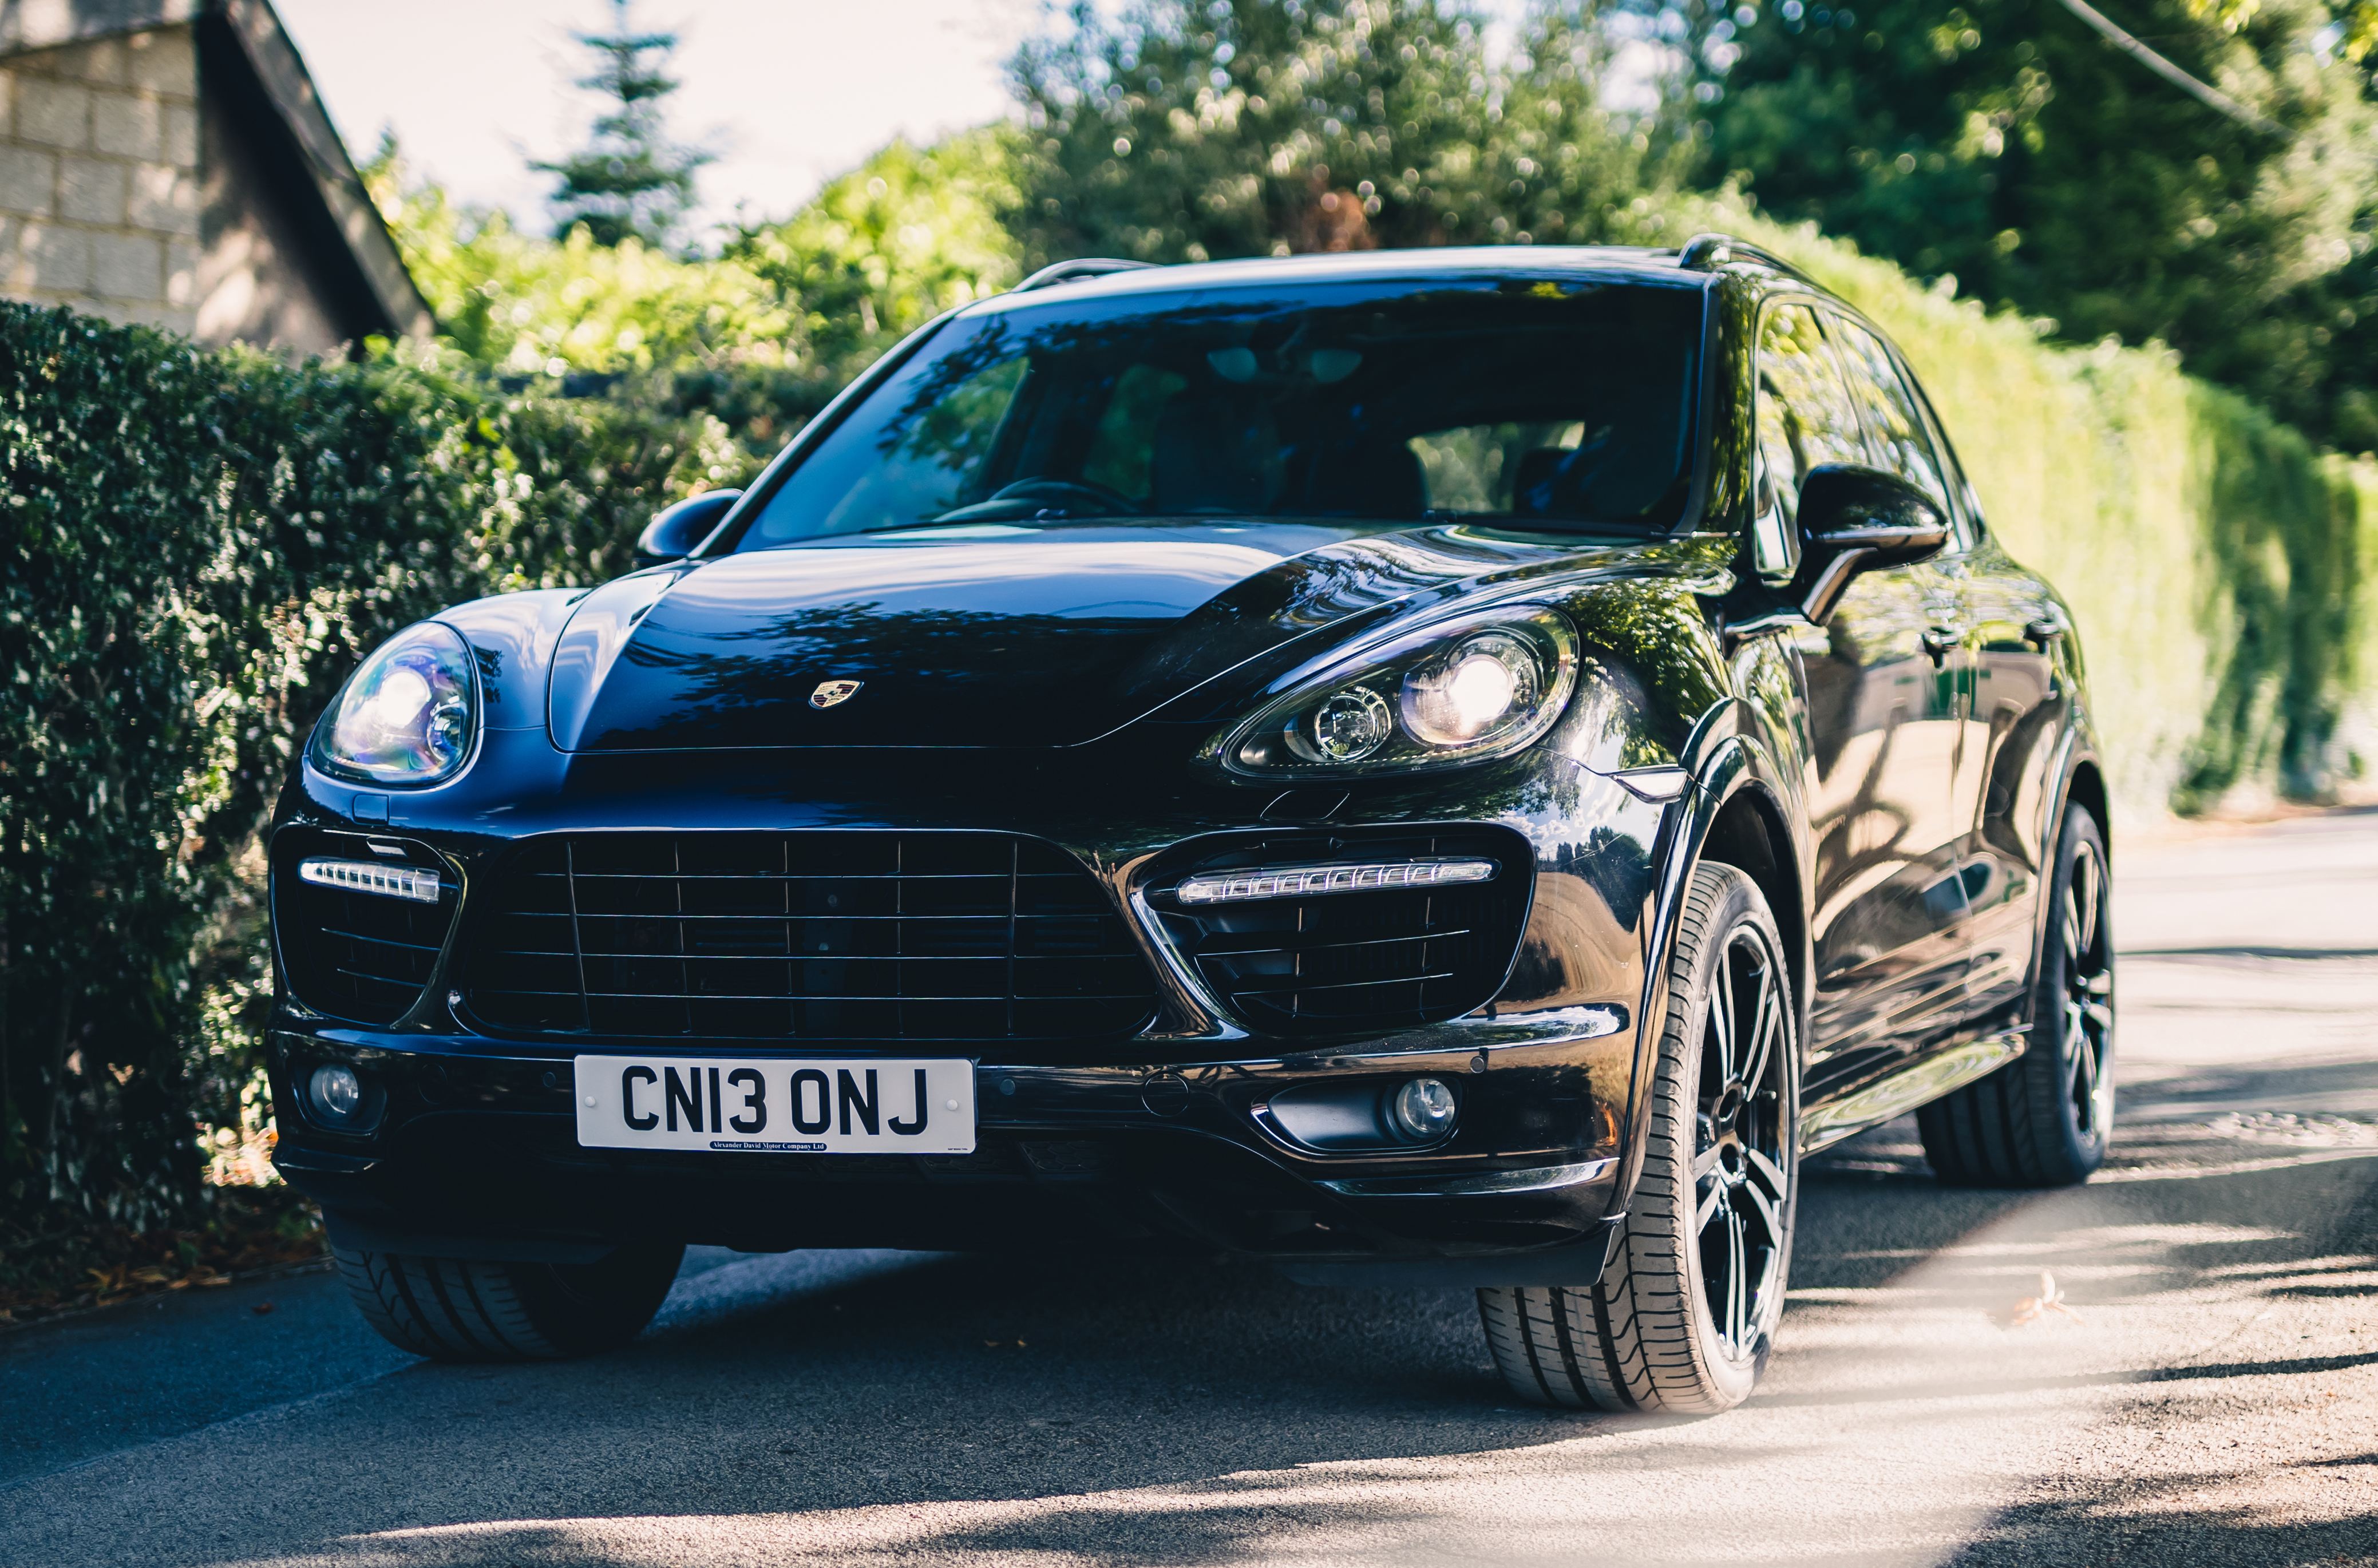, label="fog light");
[1391,1077,1457,1141]
[309,1064,365,1123]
